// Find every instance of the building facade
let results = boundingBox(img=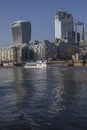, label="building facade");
[57,43,79,60]
[0,46,15,62]
[75,20,84,43]
[29,40,57,60]
[55,10,74,40]
[11,20,31,44]
[0,43,30,63]
[84,32,87,41]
